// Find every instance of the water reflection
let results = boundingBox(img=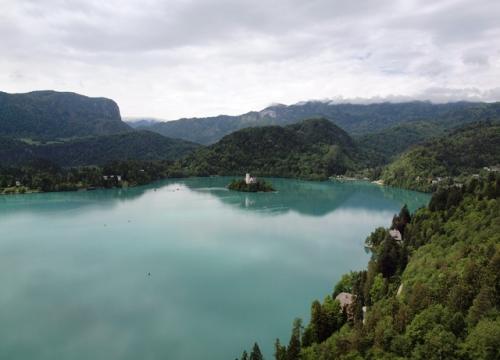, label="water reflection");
[182,177,430,216]
[0,177,430,360]
[0,186,150,215]
[0,177,430,218]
